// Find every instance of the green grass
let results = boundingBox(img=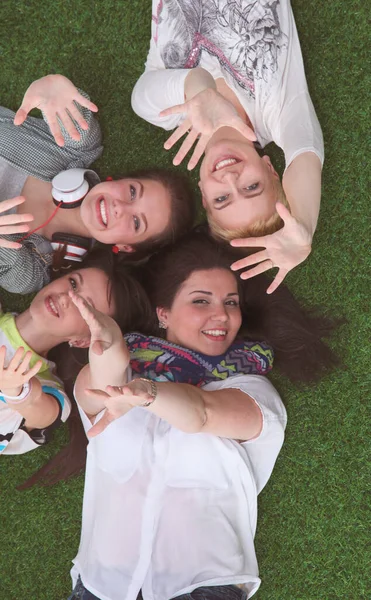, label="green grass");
[0,1,369,598]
